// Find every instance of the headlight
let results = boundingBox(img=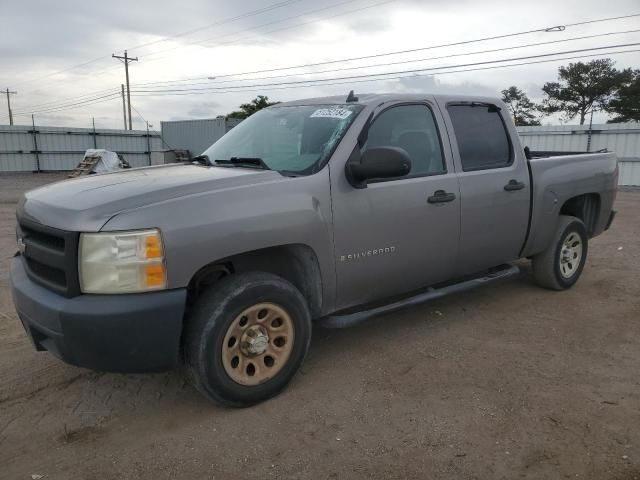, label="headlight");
[79,229,167,294]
